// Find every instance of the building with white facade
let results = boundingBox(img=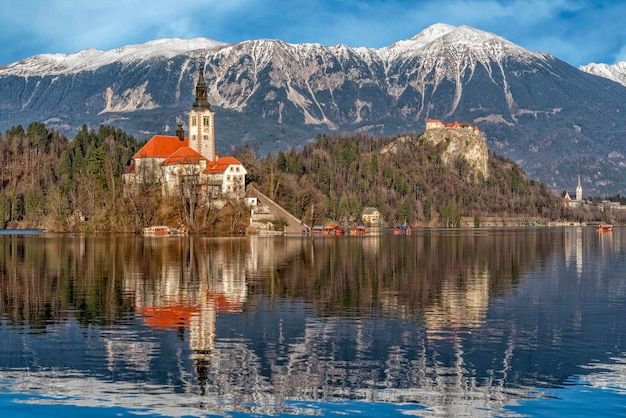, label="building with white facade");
[123,67,246,199]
